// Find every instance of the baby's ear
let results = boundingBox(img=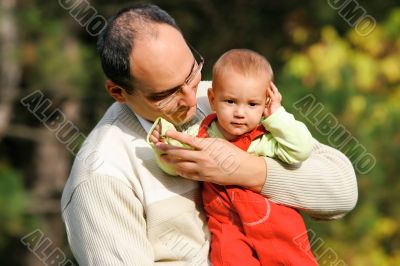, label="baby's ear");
[207,88,215,111]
